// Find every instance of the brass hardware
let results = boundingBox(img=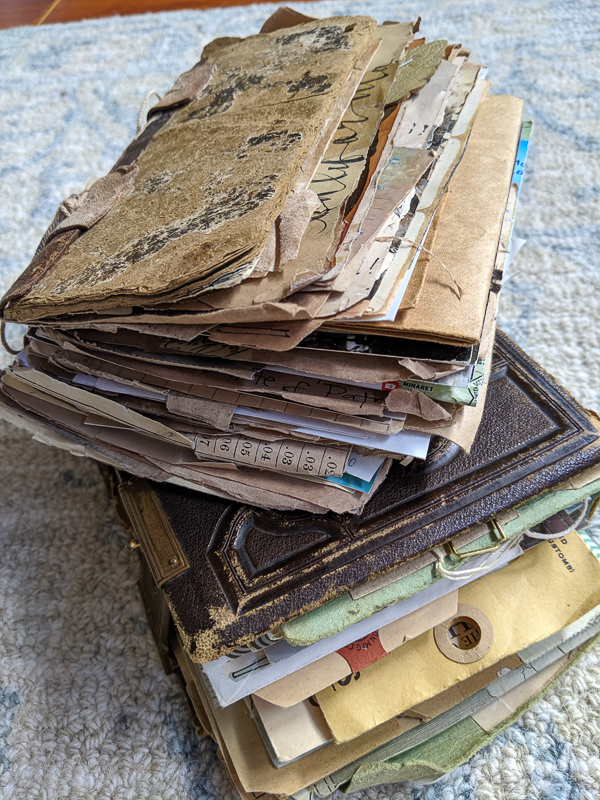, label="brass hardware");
[118,479,189,587]
[126,538,141,551]
[448,518,507,559]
